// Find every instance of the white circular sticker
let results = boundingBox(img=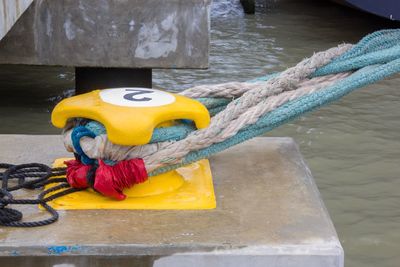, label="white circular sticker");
[99,87,175,107]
